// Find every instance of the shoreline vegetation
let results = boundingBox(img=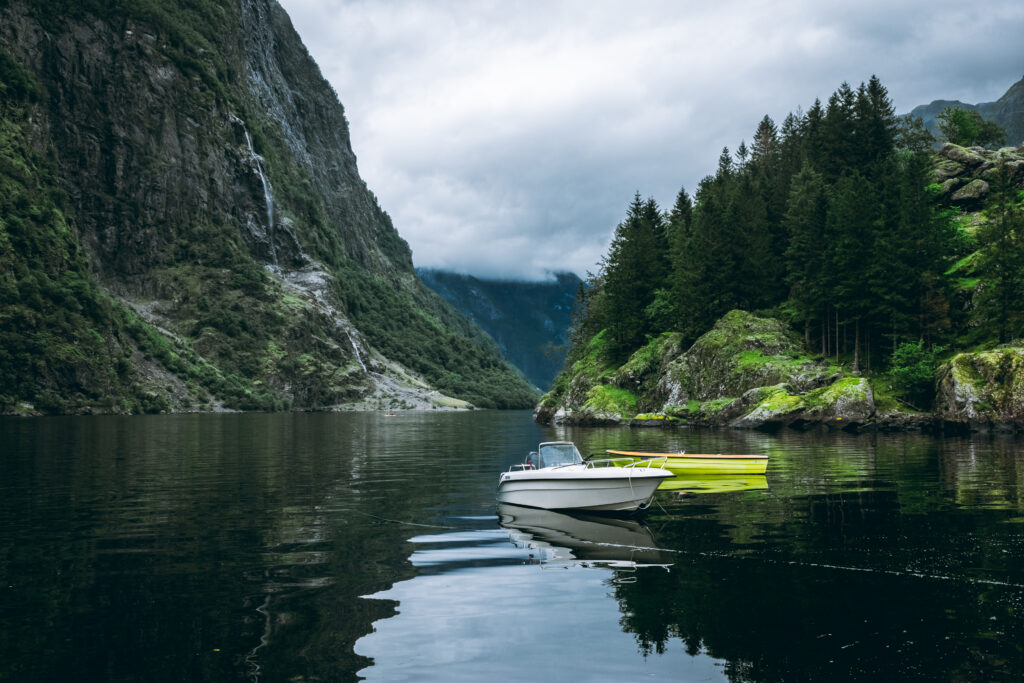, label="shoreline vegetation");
[538,77,1024,434]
